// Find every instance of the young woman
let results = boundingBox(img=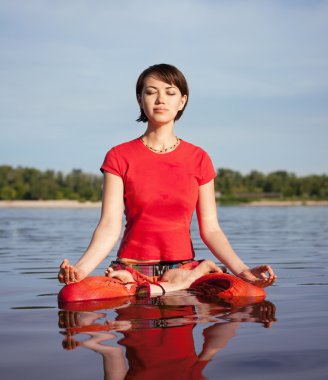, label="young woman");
[58,64,277,290]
